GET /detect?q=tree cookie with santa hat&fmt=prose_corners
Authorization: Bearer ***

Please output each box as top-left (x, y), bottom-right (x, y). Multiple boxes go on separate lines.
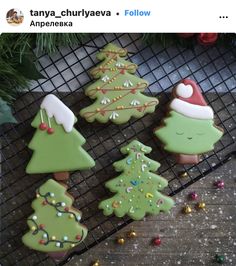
top-left (154, 79), bottom-right (223, 164)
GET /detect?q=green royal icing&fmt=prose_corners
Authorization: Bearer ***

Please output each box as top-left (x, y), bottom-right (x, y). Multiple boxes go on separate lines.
top-left (99, 140), bottom-right (174, 220)
top-left (22, 179), bottom-right (87, 252)
top-left (26, 109), bottom-right (95, 174)
top-left (80, 43), bottom-right (158, 124)
top-left (154, 111), bottom-right (223, 154)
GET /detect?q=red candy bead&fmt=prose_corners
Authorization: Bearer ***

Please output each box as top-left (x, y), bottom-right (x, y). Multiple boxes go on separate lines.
top-left (39, 122), bottom-right (48, 131)
top-left (42, 200), bottom-right (47, 206)
top-left (189, 192), bottom-right (198, 200)
top-left (215, 180), bottom-right (224, 189)
top-left (153, 237), bottom-right (161, 246)
top-left (76, 235), bottom-right (81, 240)
top-left (39, 224), bottom-right (45, 229)
top-left (64, 207), bottom-right (69, 212)
top-left (39, 239), bottom-right (45, 245)
top-left (47, 128), bottom-right (54, 134)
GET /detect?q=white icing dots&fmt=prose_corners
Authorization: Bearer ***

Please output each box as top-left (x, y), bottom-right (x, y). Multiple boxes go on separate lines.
top-left (101, 75), bottom-right (110, 82)
top-left (32, 215), bottom-right (37, 220)
top-left (116, 62), bottom-right (124, 67)
top-left (56, 242), bottom-right (61, 247)
top-left (109, 112), bottom-right (119, 120)
top-left (176, 84), bottom-right (193, 98)
top-left (130, 99), bottom-right (140, 106)
top-left (101, 97), bottom-right (111, 105)
top-left (123, 80), bottom-right (133, 87)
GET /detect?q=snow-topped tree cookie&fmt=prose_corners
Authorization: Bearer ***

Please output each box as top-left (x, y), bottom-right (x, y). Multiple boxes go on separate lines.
top-left (99, 140), bottom-right (174, 220)
top-left (22, 179), bottom-right (87, 259)
top-left (80, 43), bottom-right (158, 124)
top-left (26, 94), bottom-right (95, 180)
top-left (154, 79), bottom-right (223, 164)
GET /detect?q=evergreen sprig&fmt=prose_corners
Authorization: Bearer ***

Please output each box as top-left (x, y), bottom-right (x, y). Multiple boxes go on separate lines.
top-left (0, 33), bottom-right (89, 103)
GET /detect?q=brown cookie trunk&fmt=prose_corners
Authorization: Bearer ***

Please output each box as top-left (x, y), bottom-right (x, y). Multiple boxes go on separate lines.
top-left (53, 172), bottom-right (69, 181)
top-left (175, 154), bottom-right (200, 165)
top-left (48, 251), bottom-right (68, 261)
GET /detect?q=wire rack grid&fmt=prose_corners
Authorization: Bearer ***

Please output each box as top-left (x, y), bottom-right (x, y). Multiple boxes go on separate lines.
top-left (0, 33), bottom-right (236, 266)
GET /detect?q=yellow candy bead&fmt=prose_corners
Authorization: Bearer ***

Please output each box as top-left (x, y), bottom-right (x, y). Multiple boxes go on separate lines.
top-left (183, 205), bottom-right (192, 214)
top-left (117, 237), bottom-right (125, 245)
top-left (127, 230), bottom-right (137, 238)
top-left (92, 260), bottom-right (100, 266)
top-left (179, 171), bottom-right (188, 178)
top-left (31, 226), bottom-right (36, 231)
top-left (197, 202), bottom-right (206, 210)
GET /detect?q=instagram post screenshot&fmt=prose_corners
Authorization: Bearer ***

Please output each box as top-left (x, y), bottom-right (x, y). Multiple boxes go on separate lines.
top-left (0, 1), bottom-right (235, 266)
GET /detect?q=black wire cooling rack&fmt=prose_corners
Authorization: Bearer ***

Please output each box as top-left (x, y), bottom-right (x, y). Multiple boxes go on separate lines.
top-left (0, 33), bottom-right (236, 266)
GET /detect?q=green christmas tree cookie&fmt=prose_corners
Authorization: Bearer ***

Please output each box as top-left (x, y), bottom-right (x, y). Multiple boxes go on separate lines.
top-left (26, 94), bottom-right (95, 180)
top-left (22, 179), bottom-right (87, 257)
top-left (99, 140), bottom-right (174, 220)
top-left (154, 79), bottom-right (223, 164)
top-left (80, 43), bottom-right (158, 124)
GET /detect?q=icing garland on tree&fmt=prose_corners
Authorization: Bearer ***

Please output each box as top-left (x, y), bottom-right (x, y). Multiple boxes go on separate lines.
top-left (22, 179), bottom-right (88, 252)
top-left (80, 43), bottom-right (158, 124)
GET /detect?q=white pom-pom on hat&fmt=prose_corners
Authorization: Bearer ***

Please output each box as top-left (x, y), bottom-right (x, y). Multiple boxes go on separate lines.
top-left (176, 83), bottom-right (193, 98)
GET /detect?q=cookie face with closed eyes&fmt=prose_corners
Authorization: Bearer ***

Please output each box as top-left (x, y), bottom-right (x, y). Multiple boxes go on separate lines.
top-left (154, 79), bottom-right (223, 165)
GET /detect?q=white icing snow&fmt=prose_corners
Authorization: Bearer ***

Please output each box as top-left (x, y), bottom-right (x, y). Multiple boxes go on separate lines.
top-left (40, 94), bottom-right (75, 133)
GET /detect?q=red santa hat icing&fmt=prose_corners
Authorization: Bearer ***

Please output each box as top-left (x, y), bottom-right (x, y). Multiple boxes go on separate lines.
top-left (170, 79), bottom-right (214, 120)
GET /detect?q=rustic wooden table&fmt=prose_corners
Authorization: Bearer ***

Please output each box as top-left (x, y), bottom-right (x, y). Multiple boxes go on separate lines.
top-left (65, 158), bottom-right (236, 266)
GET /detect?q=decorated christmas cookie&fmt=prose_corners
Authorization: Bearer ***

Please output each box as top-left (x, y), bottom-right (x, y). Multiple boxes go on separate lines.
top-left (154, 79), bottom-right (223, 164)
top-left (22, 179), bottom-right (87, 257)
top-left (99, 140), bottom-right (174, 220)
top-left (80, 43), bottom-right (158, 124)
top-left (26, 94), bottom-right (95, 180)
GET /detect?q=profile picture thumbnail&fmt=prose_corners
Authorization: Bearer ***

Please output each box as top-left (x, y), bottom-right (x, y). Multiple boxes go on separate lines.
top-left (6, 9), bottom-right (24, 25)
